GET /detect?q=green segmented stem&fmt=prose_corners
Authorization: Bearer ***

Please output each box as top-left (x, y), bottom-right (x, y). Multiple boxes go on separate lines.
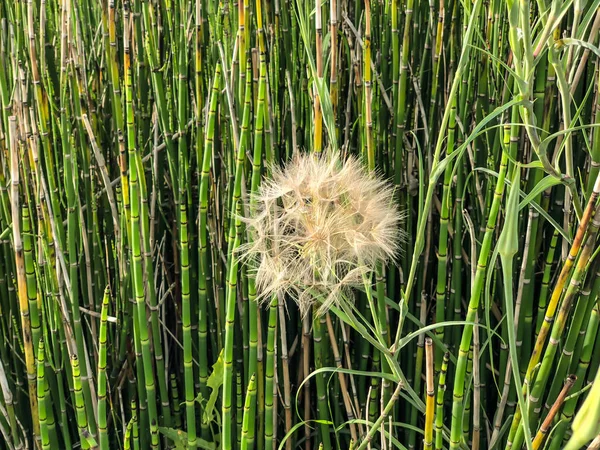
top-left (131, 279), bottom-right (149, 445)
top-left (133, 399), bottom-right (141, 450)
top-left (450, 125), bottom-right (465, 356)
top-left (124, 415), bottom-right (133, 450)
top-left (237, 372), bottom-right (244, 447)
top-left (201, 65), bottom-right (236, 449)
top-left (241, 373), bottom-right (257, 450)
top-left (435, 352), bottom-right (450, 450)
top-left (22, 205), bottom-right (40, 352)
top-left (234, 61), bottom-right (259, 442)
top-left (8, 117), bottom-right (40, 442)
top-left (198, 57), bottom-right (221, 376)
top-left (37, 339), bottom-right (50, 450)
top-left (176, 5), bottom-right (194, 436)
top-left (71, 355), bottom-right (93, 449)
top-left (450, 127), bottom-right (509, 449)
top-left (97, 287), bottom-right (110, 450)
top-left (135, 18), bottom-right (173, 428)
top-left (278, 298), bottom-right (293, 450)
top-left (463, 346), bottom-right (474, 442)
top-left (179, 74), bottom-right (197, 447)
top-left (124, 5), bottom-right (159, 446)
top-left (171, 374), bottom-right (182, 428)
top-left (106, 0), bottom-right (130, 246)
top-left (313, 306), bottom-right (332, 450)
top-left (124, 400), bottom-right (138, 450)
top-left (435, 93), bottom-right (457, 372)
top-left (264, 299), bottom-right (277, 450)
top-left (247, 20), bottom-right (268, 446)
top-left (393, 0), bottom-right (413, 194)
top-left (194, 1), bottom-right (209, 439)
top-left (140, 0), bottom-right (178, 201)
top-left (59, 10), bottom-right (97, 436)
top-left (535, 230), bottom-right (559, 338)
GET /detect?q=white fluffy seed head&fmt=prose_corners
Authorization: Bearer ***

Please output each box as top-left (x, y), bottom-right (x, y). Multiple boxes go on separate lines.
top-left (240, 151), bottom-right (404, 316)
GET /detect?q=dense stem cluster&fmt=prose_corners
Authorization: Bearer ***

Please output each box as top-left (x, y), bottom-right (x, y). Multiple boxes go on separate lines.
top-left (0, 0), bottom-right (599, 449)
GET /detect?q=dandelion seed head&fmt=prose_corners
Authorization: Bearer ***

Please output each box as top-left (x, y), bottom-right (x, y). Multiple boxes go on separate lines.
top-left (240, 151), bottom-right (404, 316)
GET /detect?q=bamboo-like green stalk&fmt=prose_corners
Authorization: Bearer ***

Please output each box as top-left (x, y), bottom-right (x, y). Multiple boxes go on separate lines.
top-left (171, 374), bottom-right (182, 429)
top-left (236, 371), bottom-right (243, 448)
top-left (179, 53), bottom-right (197, 448)
top-left (37, 339), bottom-right (50, 450)
top-left (264, 299), bottom-right (277, 450)
top-left (60, 2), bottom-right (98, 434)
top-left (97, 287), bottom-right (110, 450)
top-left (435, 352), bottom-right (450, 450)
top-left (435, 91), bottom-right (457, 372)
top-left (124, 413), bottom-right (133, 450)
top-left (22, 200), bottom-right (40, 354)
top-left (241, 373), bottom-right (257, 450)
top-left (135, 5), bottom-right (173, 431)
top-left (195, 1), bottom-right (209, 439)
top-left (278, 299), bottom-right (293, 450)
top-left (463, 346), bottom-right (474, 442)
top-left (209, 58), bottom-right (241, 448)
top-left (71, 355), bottom-right (94, 449)
top-left (313, 307), bottom-right (332, 450)
top-left (449, 125), bottom-right (509, 449)
top-left (124, 7), bottom-right (159, 447)
top-left (535, 230), bottom-right (559, 338)
top-left (132, 399), bottom-right (140, 450)
top-left (8, 116), bottom-right (40, 442)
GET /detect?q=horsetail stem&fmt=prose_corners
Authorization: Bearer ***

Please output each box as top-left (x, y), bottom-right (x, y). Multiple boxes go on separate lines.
top-left (1, 0), bottom-right (599, 449)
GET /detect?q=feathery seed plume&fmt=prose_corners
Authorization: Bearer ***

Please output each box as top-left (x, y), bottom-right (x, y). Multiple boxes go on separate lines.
top-left (240, 151), bottom-right (403, 316)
